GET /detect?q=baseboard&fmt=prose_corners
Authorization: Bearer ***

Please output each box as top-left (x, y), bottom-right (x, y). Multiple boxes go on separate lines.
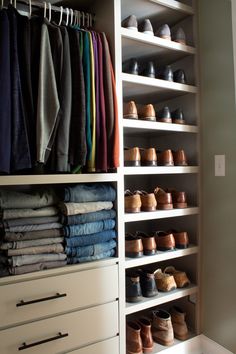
top-left (200, 335), bottom-right (233, 354)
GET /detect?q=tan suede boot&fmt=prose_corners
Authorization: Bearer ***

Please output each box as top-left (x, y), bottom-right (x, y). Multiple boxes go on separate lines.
top-left (152, 309), bottom-right (174, 346)
top-left (137, 318), bottom-right (153, 353)
top-left (126, 321), bottom-right (142, 354)
top-left (170, 306), bottom-right (189, 340)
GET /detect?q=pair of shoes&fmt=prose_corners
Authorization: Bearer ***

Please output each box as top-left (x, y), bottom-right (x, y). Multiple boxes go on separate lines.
top-left (157, 149), bottom-right (188, 166)
top-left (158, 65), bottom-right (187, 84)
top-left (122, 15), bottom-right (154, 36)
top-left (154, 230), bottom-right (189, 251)
top-left (154, 266), bottom-right (190, 292)
top-left (126, 318), bottom-right (153, 354)
top-left (123, 101), bottom-right (156, 121)
top-left (156, 24), bottom-right (187, 45)
top-left (125, 190), bottom-right (157, 213)
top-left (126, 269), bottom-right (158, 302)
top-left (124, 147), bottom-right (157, 166)
top-left (154, 188), bottom-right (188, 210)
top-left (157, 106), bottom-right (185, 124)
top-left (152, 307), bottom-right (189, 346)
top-left (125, 232), bottom-right (157, 257)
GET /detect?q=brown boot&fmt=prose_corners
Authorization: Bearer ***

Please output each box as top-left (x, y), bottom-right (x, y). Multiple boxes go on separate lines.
top-left (157, 149), bottom-right (174, 166)
top-left (172, 150), bottom-right (188, 166)
top-left (126, 321), bottom-right (143, 354)
top-left (170, 306), bottom-right (189, 340)
top-left (139, 104), bottom-right (156, 121)
top-left (137, 318), bottom-right (154, 353)
top-left (124, 147), bottom-right (141, 166)
top-left (124, 101), bottom-right (138, 119)
top-left (141, 148), bottom-right (157, 166)
top-left (154, 187), bottom-right (173, 210)
top-left (152, 310), bottom-right (174, 346)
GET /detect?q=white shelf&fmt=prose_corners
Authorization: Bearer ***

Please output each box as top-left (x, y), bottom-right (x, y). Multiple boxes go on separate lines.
top-left (125, 245), bottom-right (198, 269)
top-left (124, 166), bottom-right (199, 175)
top-left (126, 284), bottom-right (198, 314)
top-left (121, 27), bottom-right (196, 64)
top-left (122, 73), bottom-right (198, 102)
top-left (0, 173), bottom-right (118, 186)
top-left (124, 207), bottom-right (199, 223)
top-left (151, 332), bottom-right (198, 353)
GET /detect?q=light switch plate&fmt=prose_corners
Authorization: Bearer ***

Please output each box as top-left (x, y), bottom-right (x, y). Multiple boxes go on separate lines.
top-left (215, 155), bottom-right (225, 177)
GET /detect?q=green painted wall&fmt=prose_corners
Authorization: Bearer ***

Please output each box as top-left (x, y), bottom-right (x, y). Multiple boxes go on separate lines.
top-left (199, 0), bottom-right (236, 352)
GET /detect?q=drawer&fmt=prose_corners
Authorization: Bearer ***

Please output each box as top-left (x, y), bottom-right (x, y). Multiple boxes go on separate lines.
top-left (0, 301), bottom-right (118, 354)
top-left (68, 336), bottom-right (119, 354)
top-left (0, 264), bottom-right (118, 328)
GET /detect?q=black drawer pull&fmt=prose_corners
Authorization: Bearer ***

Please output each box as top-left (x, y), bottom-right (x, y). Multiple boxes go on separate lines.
top-left (16, 293), bottom-right (67, 307)
top-left (18, 332), bottom-right (68, 351)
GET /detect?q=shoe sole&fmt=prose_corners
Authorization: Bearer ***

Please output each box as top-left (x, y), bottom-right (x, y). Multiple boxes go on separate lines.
top-left (175, 244), bottom-right (189, 249)
top-left (125, 208), bottom-right (141, 213)
top-left (144, 249), bottom-right (157, 256)
top-left (140, 116), bottom-right (156, 122)
top-left (124, 160), bottom-right (141, 167)
top-left (126, 296), bottom-right (142, 303)
top-left (157, 247), bottom-right (175, 251)
top-left (157, 118), bottom-right (172, 123)
top-left (143, 347), bottom-right (153, 354)
top-left (125, 252), bottom-right (143, 258)
top-left (123, 114), bottom-right (138, 119)
top-left (173, 203), bottom-right (187, 208)
top-left (173, 119), bottom-right (185, 124)
top-left (153, 336), bottom-right (174, 346)
top-left (174, 333), bottom-right (189, 341)
top-left (141, 206), bottom-right (157, 212)
top-left (141, 161), bottom-right (157, 166)
top-left (157, 204), bottom-right (173, 210)
top-left (127, 350), bottom-right (142, 354)
top-left (174, 162), bottom-right (188, 166)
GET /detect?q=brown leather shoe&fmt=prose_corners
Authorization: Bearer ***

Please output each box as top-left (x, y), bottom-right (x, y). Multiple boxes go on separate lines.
top-left (137, 318), bottom-right (154, 353)
top-left (137, 190), bottom-right (157, 212)
top-left (126, 321), bottom-right (143, 354)
top-left (169, 190), bottom-right (188, 208)
top-left (152, 310), bottom-right (174, 346)
top-left (139, 104), bottom-right (156, 121)
top-left (124, 147), bottom-right (141, 166)
top-left (125, 234), bottom-right (143, 258)
top-left (172, 230), bottom-right (189, 249)
top-left (136, 231), bottom-right (156, 255)
top-left (157, 150), bottom-right (174, 166)
top-left (170, 306), bottom-right (189, 341)
top-left (154, 187), bottom-right (173, 210)
top-left (154, 268), bottom-right (177, 292)
top-left (124, 100), bottom-right (138, 119)
top-left (141, 148), bottom-right (157, 166)
top-left (154, 231), bottom-right (175, 251)
top-left (125, 190), bottom-right (142, 213)
top-left (173, 150), bottom-right (188, 166)
top-left (164, 266), bottom-right (190, 288)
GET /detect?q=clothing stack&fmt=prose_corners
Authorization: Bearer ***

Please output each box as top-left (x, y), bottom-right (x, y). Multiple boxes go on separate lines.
top-left (0, 189), bottom-right (66, 276)
top-left (0, 5), bottom-right (119, 175)
top-left (60, 184), bottom-right (117, 264)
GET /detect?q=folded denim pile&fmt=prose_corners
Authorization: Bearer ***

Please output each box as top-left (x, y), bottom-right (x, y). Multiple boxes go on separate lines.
top-left (60, 183), bottom-right (117, 264)
top-left (0, 189), bottom-right (66, 276)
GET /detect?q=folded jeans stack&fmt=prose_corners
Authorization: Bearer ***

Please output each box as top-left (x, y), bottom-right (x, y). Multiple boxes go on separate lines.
top-left (0, 189), bottom-right (66, 276)
top-left (60, 183), bottom-right (117, 264)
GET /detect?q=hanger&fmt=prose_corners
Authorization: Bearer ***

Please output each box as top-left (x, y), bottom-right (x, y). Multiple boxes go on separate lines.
top-left (48, 2), bottom-right (51, 22)
top-left (44, 1), bottom-right (47, 18)
top-left (78, 11), bottom-right (81, 27)
top-left (70, 8), bottom-right (73, 26)
top-left (28, 0), bottom-right (32, 17)
top-left (0, 0), bottom-right (3, 9)
top-left (58, 5), bottom-right (63, 26)
top-left (65, 7), bottom-right (69, 26)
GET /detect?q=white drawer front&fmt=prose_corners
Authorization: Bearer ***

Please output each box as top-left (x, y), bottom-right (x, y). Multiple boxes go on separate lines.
top-left (0, 302), bottom-right (118, 354)
top-left (0, 264), bottom-right (118, 328)
top-left (68, 337), bottom-right (119, 354)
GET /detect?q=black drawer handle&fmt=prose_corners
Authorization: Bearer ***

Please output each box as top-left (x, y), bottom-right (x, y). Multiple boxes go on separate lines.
top-left (16, 293), bottom-right (67, 307)
top-left (18, 332), bottom-right (68, 351)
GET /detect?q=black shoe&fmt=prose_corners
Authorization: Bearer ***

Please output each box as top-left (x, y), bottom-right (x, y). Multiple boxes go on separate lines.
top-left (142, 61), bottom-right (156, 78)
top-left (173, 27), bottom-right (186, 45)
top-left (124, 58), bottom-right (139, 75)
top-left (155, 24), bottom-right (171, 40)
top-left (126, 272), bottom-right (142, 302)
top-left (122, 14), bottom-right (138, 31)
top-left (138, 269), bottom-right (158, 298)
top-left (172, 108), bottom-right (185, 124)
top-left (139, 19), bottom-right (154, 36)
top-left (174, 69), bottom-right (187, 84)
top-left (158, 65), bottom-right (173, 81)
top-left (157, 106), bottom-right (172, 123)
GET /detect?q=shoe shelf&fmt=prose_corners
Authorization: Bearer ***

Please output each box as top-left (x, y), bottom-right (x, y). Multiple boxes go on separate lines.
top-left (0, 173), bottom-right (118, 186)
top-left (121, 28), bottom-right (196, 64)
top-left (125, 245), bottom-right (199, 269)
top-left (123, 166), bottom-right (199, 175)
top-left (122, 73), bottom-right (198, 101)
top-left (124, 207), bottom-right (199, 223)
top-left (123, 119), bottom-right (198, 136)
top-left (121, 0), bottom-right (194, 26)
top-left (125, 284), bottom-right (198, 315)
top-left (151, 332), bottom-right (197, 354)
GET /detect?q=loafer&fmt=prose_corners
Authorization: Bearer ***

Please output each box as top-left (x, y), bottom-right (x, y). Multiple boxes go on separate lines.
top-left (173, 150), bottom-right (188, 166)
top-left (139, 104), bottom-right (156, 121)
top-left (141, 148), bottom-right (157, 166)
top-left (123, 100), bottom-right (138, 119)
top-left (139, 18), bottom-right (154, 36)
top-left (174, 69), bottom-right (187, 84)
top-left (158, 65), bottom-right (173, 81)
top-left (124, 58), bottom-right (139, 75)
top-left (137, 318), bottom-right (154, 353)
top-left (164, 266), bottom-right (190, 288)
top-left (142, 61), bottom-right (156, 78)
top-left (152, 310), bottom-right (174, 346)
top-left (126, 272), bottom-right (142, 302)
top-left (172, 108), bottom-right (185, 124)
top-left (154, 231), bottom-right (175, 251)
top-left (167, 190), bottom-right (188, 208)
top-left (122, 14), bottom-right (138, 31)
top-left (138, 269), bottom-right (158, 298)
top-left (157, 106), bottom-right (172, 123)
top-left (137, 190), bottom-right (157, 212)
top-left (170, 306), bottom-right (189, 340)
top-left (154, 187), bottom-right (173, 210)
top-left (126, 321), bottom-right (143, 354)
top-left (157, 149), bottom-right (174, 166)
top-left (125, 234), bottom-right (143, 258)
top-left (172, 230), bottom-right (189, 249)
top-left (125, 190), bottom-right (142, 213)
top-left (154, 268), bottom-right (177, 292)
top-left (173, 27), bottom-right (186, 45)
top-left (136, 231), bottom-right (157, 255)
top-left (155, 24), bottom-right (171, 40)
top-left (124, 147), bottom-right (141, 166)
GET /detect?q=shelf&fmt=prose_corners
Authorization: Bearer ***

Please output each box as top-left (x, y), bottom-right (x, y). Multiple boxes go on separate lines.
top-left (124, 207), bottom-right (199, 223)
top-left (122, 73), bottom-right (198, 102)
top-left (121, 27), bottom-right (196, 64)
top-left (0, 173), bottom-right (118, 186)
top-left (151, 332), bottom-right (198, 353)
top-left (125, 245), bottom-right (198, 269)
top-left (121, 0), bottom-right (194, 26)
top-left (125, 284), bottom-right (198, 314)
top-left (124, 166), bottom-right (199, 175)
